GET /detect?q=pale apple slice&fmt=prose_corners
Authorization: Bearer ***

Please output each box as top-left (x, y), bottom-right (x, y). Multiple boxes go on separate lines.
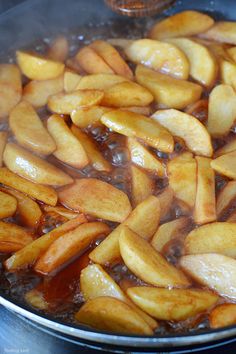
top-left (152, 109), bottom-right (213, 157)
top-left (131, 165), bottom-right (154, 207)
top-left (47, 115), bottom-right (89, 168)
top-left (0, 190), bottom-right (17, 219)
top-left (216, 181), bottom-right (236, 218)
top-left (48, 89), bottom-right (104, 114)
top-left (180, 253), bottom-right (236, 299)
top-left (214, 137), bottom-right (236, 157)
top-left (0, 221), bottom-right (33, 252)
top-left (3, 143), bottom-right (73, 186)
top-left (184, 222), bottom-right (236, 258)
top-left (35, 222), bottom-right (110, 274)
top-left (136, 65), bottom-right (202, 109)
top-left (207, 85), bottom-right (236, 137)
top-left (63, 70), bottom-right (82, 92)
top-left (167, 152), bottom-right (197, 210)
top-left (71, 125), bottom-right (111, 172)
top-left (101, 110), bottom-right (174, 153)
top-left (201, 22), bottom-right (236, 45)
top-left (25, 288), bottom-right (48, 310)
top-left (119, 227), bottom-right (190, 287)
top-left (89, 195), bottom-right (160, 265)
top-left (75, 46), bottom-right (114, 74)
top-left (47, 35), bottom-right (69, 62)
top-left (211, 151), bottom-right (236, 179)
top-left (0, 132), bottom-right (7, 167)
top-left (166, 38), bottom-right (218, 86)
top-left (102, 81), bottom-right (154, 107)
top-left (90, 40), bottom-right (133, 80)
top-left (151, 217), bottom-right (189, 253)
top-left (149, 11), bottom-right (214, 39)
top-left (127, 287), bottom-right (218, 321)
top-left (9, 101), bottom-right (56, 156)
top-left (127, 138), bottom-right (165, 176)
top-left (0, 64), bottom-right (22, 120)
top-left (71, 105), bottom-right (110, 128)
top-left (75, 296), bottom-right (153, 335)
top-left (125, 39), bottom-right (189, 79)
top-left (210, 304), bottom-right (236, 328)
top-left (23, 75), bottom-right (63, 108)
top-left (220, 60), bottom-right (236, 91)
top-left (5, 214), bottom-right (87, 270)
top-left (76, 73), bottom-right (128, 90)
top-left (194, 157), bottom-right (216, 225)
top-left (16, 51), bottom-right (65, 80)
top-left (59, 178), bottom-right (132, 223)
top-left (158, 186), bottom-right (174, 221)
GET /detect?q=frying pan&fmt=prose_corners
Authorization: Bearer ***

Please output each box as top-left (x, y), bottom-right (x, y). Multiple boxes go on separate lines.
top-left (0, 0), bottom-right (236, 351)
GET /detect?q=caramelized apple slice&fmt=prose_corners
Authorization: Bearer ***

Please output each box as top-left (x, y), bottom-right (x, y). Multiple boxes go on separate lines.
top-left (0, 64), bottom-right (22, 120)
top-left (184, 222), bottom-right (236, 258)
top-left (63, 70), bottom-right (82, 92)
top-left (71, 106), bottom-right (110, 128)
top-left (35, 222), bottom-right (110, 274)
top-left (210, 304), bottom-right (236, 328)
top-left (214, 137), bottom-right (236, 157)
top-left (16, 51), bottom-right (64, 80)
top-left (220, 60), bottom-right (236, 91)
top-left (25, 288), bottom-right (48, 310)
top-left (119, 227), bottom-right (190, 287)
top-left (127, 287), bottom-right (218, 321)
top-left (71, 125), bottom-right (111, 172)
top-left (75, 296), bottom-right (153, 335)
top-left (0, 190), bottom-right (17, 219)
top-left (47, 35), bottom-right (69, 62)
top-left (216, 181), bottom-right (236, 218)
top-left (211, 151), bottom-right (236, 179)
top-left (131, 165), bottom-right (154, 207)
top-left (149, 11), bottom-right (214, 39)
top-left (122, 106), bottom-right (151, 116)
top-left (201, 22), bottom-right (236, 45)
top-left (227, 46), bottom-right (236, 62)
top-left (0, 221), bottom-right (33, 252)
top-left (75, 46), bottom-right (114, 74)
top-left (9, 101), bottom-right (56, 155)
top-left (89, 196), bottom-right (160, 265)
top-left (158, 186), bottom-right (174, 222)
top-left (76, 73), bottom-right (128, 90)
top-left (59, 178), bottom-right (132, 223)
top-left (5, 214), bottom-right (87, 270)
top-left (101, 110), bottom-right (174, 153)
top-left (47, 115), bottom-right (89, 168)
top-left (43, 206), bottom-right (79, 220)
top-left (0, 132), bottom-right (7, 167)
top-left (167, 152), bottom-right (197, 210)
top-left (152, 109), bottom-right (213, 157)
top-left (136, 65), bottom-right (202, 109)
top-left (3, 143), bottom-right (73, 186)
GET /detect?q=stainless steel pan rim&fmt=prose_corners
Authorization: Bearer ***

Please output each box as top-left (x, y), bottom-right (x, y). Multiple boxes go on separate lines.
top-left (1, 294), bottom-right (236, 348)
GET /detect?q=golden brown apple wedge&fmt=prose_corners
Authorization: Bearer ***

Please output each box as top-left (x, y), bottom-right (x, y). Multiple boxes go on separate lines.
top-left (23, 75), bottom-right (63, 108)
top-left (89, 195), bottom-right (160, 265)
top-left (122, 106), bottom-right (151, 116)
top-left (101, 110), bottom-right (174, 153)
top-left (63, 70), bottom-right (82, 92)
top-left (48, 89), bottom-right (104, 114)
top-left (5, 214), bottom-right (87, 270)
top-left (75, 296), bottom-right (153, 335)
top-left (0, 221), bottom-right (33, 252)
top-left (3, 143), bottom-right (73, 186)
top-left (151, 217), bottom-right (190, 253)
top-left (0, 132), bottom-right (7, 167)
top-left (152, 109), bottom-right (213, 157)
top-left (220, 60), bottom-right (236, 91)
top-left (210, 304), bottom-right (236, 328)
top-left (0, 168), bottom-right (57, 206)
top-left (47, 35), bottom-right (69, 62)
top-left (90, 40), bottom-right (133, 80)
top-left (71, 105), bottom-right (110, 128)
top-left (43, 206), bottom-right (79, 220)
top-left (127, 138), bottom-right (165, 176)
top-left (216, 181), bottom-right (236, 219)
top-left (200, 22), bottom-right (236, 45)
top-left (180, 253), bottom-right (236, 299)
top-left (76, 73), bottom-right (128, 90)
top-left (211, 151), bottom-right (236, 179)
top-left (9, 101), bottom-right (56, 155)
top-left (194, 157), bottom-right (216, 225)
top-left (47, 115), bottom-right (89, 168)
top-left (0, 190), bottom-right (17, 219)
top-left (107, 38), bottom-right (134, 49)
top-left (16, 51), bottom-right (65, 80)
top-left (0, 64), bottom-right (22, 120)
top-left (157, 186), bottom-right (174, 221)
top-left (214, 137), bottom-right (236, 157)
top-left (166, 38), bottom-right (218, 86)
top-left (207, 85), bottom-right (236, 137)
top-left (127, 287), bottom-right (218, 321)
top-left (25, 288), bottom-right (48, 310)
top-left (167, 152), bottom-right (197, 210)
top-left (102, 81), bottom-right (153, 107)
top-left (71, 125), bottom-right (111, 172)
top-left (136, 65), bottom-right (202, 109)
top-left (35, 222), bottom-right (110, 274)
top-left (131, 165), bottom-right (154, 207)
top-left (184, 222), bottom-right (236, 258)
top-left (125, 39), bottom-right (189, 79)
top-left (149, 11), bottom-right (214, 40)
top-left (75, 46), bottom-right (114, 74)
top-left (59, 178), bottom-right (132, 222)
top-left (119, 227), bottom-right (190, 287)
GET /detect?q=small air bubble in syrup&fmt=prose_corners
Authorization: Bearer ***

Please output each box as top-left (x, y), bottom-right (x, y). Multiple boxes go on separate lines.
top-left (112, 147), bottom-right (130, 166)
top-left (155, 150), bottom-right (169, 160)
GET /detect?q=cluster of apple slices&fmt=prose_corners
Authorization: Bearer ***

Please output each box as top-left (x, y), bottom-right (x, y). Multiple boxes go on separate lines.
top-left (2, 10), bottom-right (236, 335)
